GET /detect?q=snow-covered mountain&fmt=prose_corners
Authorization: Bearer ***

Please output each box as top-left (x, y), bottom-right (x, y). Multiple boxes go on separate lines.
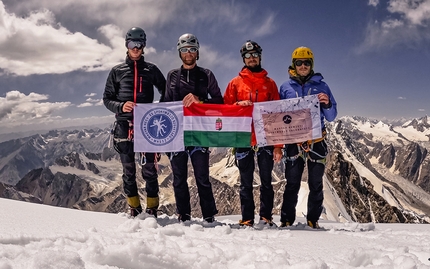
top-left (1, 116), bottom-right (430, 223)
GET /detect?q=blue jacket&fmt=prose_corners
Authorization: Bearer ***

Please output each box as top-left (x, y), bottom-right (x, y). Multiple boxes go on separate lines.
top-left (279, 71), bottom-right (337, 129)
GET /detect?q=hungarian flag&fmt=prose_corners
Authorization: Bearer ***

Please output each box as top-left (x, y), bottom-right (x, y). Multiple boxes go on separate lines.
top-left (183, 104), bottom-right (253, 147)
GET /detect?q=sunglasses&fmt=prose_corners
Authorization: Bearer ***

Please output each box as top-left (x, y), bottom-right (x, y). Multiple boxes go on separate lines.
top-left (244, 52), bottom-right (260, 59)
top-left (179, 47), bottom-right (198, 53)
top-left (127, 40), bottom-right (145, 49)
top-left (295, 60), bottom-right (312, 67)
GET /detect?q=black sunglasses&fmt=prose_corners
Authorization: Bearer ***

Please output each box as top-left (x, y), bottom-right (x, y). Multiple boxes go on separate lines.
top-left (295, 60), bottom-right (312, 67)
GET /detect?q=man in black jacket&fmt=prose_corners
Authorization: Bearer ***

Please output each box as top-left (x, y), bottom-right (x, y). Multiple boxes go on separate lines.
top-left (103, 27), bottom-right (166, 217)
top-left (163, 33), bottom-right (223, 222)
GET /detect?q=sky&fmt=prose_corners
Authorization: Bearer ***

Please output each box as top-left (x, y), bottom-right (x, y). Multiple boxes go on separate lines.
top-left (1, 198), bottom-right (430, 268)
top-left (0, 0), bottom-right (430, 134)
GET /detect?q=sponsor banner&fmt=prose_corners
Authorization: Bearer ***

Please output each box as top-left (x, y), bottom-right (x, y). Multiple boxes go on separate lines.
top-left (253, 96), bottom-right (322, 146)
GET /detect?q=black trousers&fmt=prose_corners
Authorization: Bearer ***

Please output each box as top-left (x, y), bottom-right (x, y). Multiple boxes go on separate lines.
top-left (235, 146), bottom-right (274, 221)
top-left (280, 140), bottom-right (327, 224)
top-left (170, 147), bottom-right (218, 219)
top-left (120, 152), bottom-right (159, 199)
top-left (113, 120), bottom-right (159, 200)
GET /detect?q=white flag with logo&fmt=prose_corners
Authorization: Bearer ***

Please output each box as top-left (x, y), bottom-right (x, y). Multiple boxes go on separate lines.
top-left (134, 101), bottom-right (184, 152)
top-left (253, 95), bottom-right (322, 146)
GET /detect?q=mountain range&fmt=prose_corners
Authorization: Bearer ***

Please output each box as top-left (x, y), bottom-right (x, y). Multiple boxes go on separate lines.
top-left (0, 116), bottom-right (429, 224)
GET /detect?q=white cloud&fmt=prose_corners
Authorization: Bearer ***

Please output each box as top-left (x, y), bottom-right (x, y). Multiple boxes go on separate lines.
top-left (356, 0), bottom-right (430, 53)
top-left (254, 13), bottom-right (277, 37)
top-left (388, 0), bottom-right (430, 25)
top-left (0, 2), bottom-right (117, 76)
top-left (85, 98), bottom-right (99, 103)
top-left (0, 90), bottom-right (113, 133)
top-left (398, 96), bottom-right (406, 100)
top-left (418, 108), bottom-right (425, 111)
top-left (0, 1), bottom-right (277, 76)
top-left (85, 93), bottom-right (97, 97)
top-left (0, 90), bottom-right (71, 125)
top-left (368, 0), bottom-right (379, 7)
top-left (77, 103), bottom-right (93, 108)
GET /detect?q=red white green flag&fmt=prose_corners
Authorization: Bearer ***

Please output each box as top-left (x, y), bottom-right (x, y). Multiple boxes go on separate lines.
top-left (183, 104), bottom-right (253, 147)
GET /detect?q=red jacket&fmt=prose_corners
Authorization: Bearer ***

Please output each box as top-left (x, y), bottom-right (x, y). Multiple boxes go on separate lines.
top-left (224, 67), bottom-right (281, 147)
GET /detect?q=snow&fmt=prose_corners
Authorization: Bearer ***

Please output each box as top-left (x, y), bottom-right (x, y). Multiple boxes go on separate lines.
top-left (1, 198), bottom-right (430, 269)
top-left (393, 125), bottom-right (430, 142)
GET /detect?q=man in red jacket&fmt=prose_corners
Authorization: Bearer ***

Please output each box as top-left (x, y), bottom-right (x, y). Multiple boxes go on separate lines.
top-left (224, 40), bottom-right (283, 227)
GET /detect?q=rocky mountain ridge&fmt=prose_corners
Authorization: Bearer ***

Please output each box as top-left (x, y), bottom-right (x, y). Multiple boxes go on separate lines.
top-left (1, 115), bottom-right (430, 223)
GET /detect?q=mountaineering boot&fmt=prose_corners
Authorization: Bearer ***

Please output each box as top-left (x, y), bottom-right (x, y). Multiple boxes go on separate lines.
top-left (238, 219), bottom-right (254, 227)
top-left (259, 216), bottom-right (274, 226)
top-left (204, 216), bottom-right (215, 223)
top-left (280, 221), bottom-right (292, 228)
top-left (178, 214), bottom-right (191, 222)
top-left (129, 205), bottom-right (143, 217)
top-left (307, 220), bottom-right (320, 229)
top-left (145, 196), bottom-right (159, 217)
top-left (127, 196), bottom-right (142, 217)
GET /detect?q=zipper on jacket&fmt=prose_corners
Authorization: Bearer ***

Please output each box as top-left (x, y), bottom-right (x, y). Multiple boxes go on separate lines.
top-left (140, 76), bottom-right (142, 93)
top-left (133, 61), bottom-right (137, 103)
top-left (255, 90), bottom-right (258, 102)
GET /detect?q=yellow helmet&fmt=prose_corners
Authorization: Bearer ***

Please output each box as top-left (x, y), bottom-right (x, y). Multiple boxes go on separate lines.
top-left (292, 46), bottom-right (314, 68)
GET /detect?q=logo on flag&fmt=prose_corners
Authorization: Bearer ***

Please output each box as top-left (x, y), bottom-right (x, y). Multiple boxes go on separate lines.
top-left (215, 118), bottom-right (222, 131)
top-left (140, 107), bottom-right (179, 146)
top-left (134, 101), bottom-right (184, 152)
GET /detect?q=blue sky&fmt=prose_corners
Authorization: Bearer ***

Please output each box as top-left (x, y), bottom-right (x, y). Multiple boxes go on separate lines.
top-left (0, 0), bottom-right (429, 134)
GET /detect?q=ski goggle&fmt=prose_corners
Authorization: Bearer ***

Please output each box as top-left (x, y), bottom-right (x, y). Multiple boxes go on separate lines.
top-left (126, 40), bottom-right (145, 49)
top-left (179, 47), bottom-right (198, 53)
top-left (294, 60), bottom-right (312, 67)
top-left (243, 52), bottom-right (260, 59)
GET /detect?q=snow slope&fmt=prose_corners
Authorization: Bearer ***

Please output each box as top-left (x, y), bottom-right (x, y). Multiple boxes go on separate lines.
top-left (1, 198), bottom-right (429, 269)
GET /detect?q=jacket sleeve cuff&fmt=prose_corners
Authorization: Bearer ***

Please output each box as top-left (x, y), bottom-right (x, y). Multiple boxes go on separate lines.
top-left (321, 100), bottom-right (332, 109)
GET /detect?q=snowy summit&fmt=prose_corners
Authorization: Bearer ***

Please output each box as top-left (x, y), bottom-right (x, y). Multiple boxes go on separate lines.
top-left (1, 198), bottom-right (429, 269)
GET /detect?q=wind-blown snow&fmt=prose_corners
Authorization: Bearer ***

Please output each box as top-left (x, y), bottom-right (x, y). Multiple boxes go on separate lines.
top-left (1, 198), bottom-right (429, 269)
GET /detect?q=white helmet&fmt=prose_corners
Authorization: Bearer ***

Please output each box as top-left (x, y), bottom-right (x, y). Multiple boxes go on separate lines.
top-left (177, 33), bottom-right (200, 50)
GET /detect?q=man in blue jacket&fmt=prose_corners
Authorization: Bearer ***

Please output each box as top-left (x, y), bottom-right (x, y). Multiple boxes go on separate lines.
top-left (279, 46), bottom-right (337, 229)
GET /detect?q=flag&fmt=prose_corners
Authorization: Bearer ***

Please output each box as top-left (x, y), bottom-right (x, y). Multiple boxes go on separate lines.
top-left (134, 101), bottom-right (184, 152)
top-left (183, 104), bottom-right (253, 147)
top-left (253, 95), bottom-right (322, 146)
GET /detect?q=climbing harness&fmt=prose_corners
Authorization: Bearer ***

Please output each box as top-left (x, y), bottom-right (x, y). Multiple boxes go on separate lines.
top-left (283, 129), bottom-right (327, 165)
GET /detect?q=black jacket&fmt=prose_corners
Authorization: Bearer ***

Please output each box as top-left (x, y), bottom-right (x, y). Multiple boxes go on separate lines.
top-left (103, 56), bottom-right (166, 121)
top-left (164, 65), bottom-right (223, 103)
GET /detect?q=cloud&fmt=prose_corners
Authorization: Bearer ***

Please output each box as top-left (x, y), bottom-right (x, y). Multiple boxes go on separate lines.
top-left (356, 0), bottom-right (430, 53)
top-left (368, 0), bottom-right (379, 7)
top-left (388, 0), bottom-right (430, 25)
top-left (0, 90), bottom-right (71, 125)
top-left (0, 1), bottom-right (278, 76)
top-left (77, 103), bottom-right (93, 108)
top-left (0, 90), bottom-right (112, 133)
top-left (0, 2), bottom-right (117, 76)
top-left (85, 93), bottom-right (97, 97)
top-left (418, 108), bottom-right (425, 112)
top-left (253, 13), bottom-right (277, 37)
top-left (398, 96), bottom-right (406, 100)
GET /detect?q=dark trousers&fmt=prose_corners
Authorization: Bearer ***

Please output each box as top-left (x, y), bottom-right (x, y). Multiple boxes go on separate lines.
top-left (236, 146), bottom-right (274, 221)
top-left (280, 141), bottom-right (327, 224)
top-left (170, 147), bottom-right (218, 219)
top-left (120, 152), bottom-right (159, 198)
